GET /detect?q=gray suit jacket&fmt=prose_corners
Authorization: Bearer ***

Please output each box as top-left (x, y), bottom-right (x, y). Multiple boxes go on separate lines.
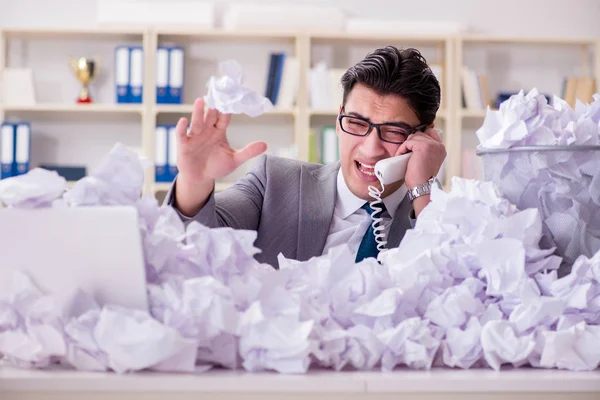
top-left (164, 155), bottom-right (415, 269)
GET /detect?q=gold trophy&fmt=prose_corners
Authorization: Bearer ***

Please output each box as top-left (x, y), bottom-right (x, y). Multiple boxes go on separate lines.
top-left (70, 57), bottom-right (97, 103)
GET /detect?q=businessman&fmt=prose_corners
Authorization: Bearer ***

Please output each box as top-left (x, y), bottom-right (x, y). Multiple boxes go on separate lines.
top-left (164, 46), bottom-right (446, 268)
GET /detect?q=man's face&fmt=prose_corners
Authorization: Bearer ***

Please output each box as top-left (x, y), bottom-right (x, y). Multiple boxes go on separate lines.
top-left (336, 83), bottom-right (422, 201)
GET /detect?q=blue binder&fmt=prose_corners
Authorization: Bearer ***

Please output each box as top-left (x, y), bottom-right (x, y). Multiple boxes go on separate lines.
top-left (155, 125), bottom-right (169, 182)
top-left (272, 53), bottom-right (285, 105)
top-left (14, 122), bottom-right (30, 176)
top-left (0, 122), bottom-right (15, 179)
top-left (167, 46), bottom-right (184, 104)
top-left (156, 46), bottom-right (170, 104)
top-left (129, 46), bottom-right (144, 103)
top-left (115, 45), bottom-right (130, 103)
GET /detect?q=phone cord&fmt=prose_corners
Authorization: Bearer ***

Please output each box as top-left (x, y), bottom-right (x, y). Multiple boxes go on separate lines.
top-left (367, 182), bottom-right (387, 252)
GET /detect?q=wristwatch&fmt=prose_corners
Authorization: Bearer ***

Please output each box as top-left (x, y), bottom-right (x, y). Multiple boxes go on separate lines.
top-left (407, 176), bottom-right (442, 202)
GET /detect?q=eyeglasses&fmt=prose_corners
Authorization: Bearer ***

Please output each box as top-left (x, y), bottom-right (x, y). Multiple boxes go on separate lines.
top-left (337, 108), bottom-right (427, 144)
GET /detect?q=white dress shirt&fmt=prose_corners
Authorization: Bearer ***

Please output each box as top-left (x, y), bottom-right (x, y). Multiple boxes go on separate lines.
top-left (321, 169), bottom-right (408, 257)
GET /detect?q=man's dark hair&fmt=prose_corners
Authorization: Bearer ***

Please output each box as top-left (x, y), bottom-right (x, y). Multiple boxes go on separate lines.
top-left (341, 46), bottom-right (441, 126)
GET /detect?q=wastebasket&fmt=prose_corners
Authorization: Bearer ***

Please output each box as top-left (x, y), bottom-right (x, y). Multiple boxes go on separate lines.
top-left (476, 145), bottom-right (600, 274)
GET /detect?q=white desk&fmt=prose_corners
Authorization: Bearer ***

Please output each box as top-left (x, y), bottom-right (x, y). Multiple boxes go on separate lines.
top-left (1, 366), bottom-right (599, 400)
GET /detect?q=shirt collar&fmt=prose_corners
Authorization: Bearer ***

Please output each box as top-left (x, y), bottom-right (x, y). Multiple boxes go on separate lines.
top-left (335, 168), bottom-right (407, 219)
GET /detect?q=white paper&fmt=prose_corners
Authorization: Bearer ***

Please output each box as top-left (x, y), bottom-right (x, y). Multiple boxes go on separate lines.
top-left (0, 168), bottom-right (66, 208)
top-left (1, 141), bottom-right (599, 374)
top-left (204, 60), bottom-right (273, 117)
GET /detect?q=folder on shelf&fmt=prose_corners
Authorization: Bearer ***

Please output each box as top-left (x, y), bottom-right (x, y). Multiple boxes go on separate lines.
top-left (168, 46), bottom-right (184, 104)
top-left (320, 125), bottom-right (338, 165)
top-left (155, 125), bottom-right (169, 182)
top-left (115, 45), bottom-right (130, 103)
top-left (156, 46), bottom-right (170, 104)
top-left (272, 54), bottom-right (285, 105)
top-left (265, 53), bottom-right (285, 105)
top-left (276, 56), bottom-right (299, 109)
top-left (0, 122), bottom-right (15, 179)
top-left (167, 125), bottom-right (178, 181)
top-left (14, 122), bottom-right (30, 176)
top-left (129, 46), bottom-right (144, 104)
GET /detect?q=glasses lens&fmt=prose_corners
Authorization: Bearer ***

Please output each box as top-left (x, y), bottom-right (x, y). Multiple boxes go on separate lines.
top-left (380, 125), bottom-right (409, 143)
top-left (341, 116), bottom-right (370, 135)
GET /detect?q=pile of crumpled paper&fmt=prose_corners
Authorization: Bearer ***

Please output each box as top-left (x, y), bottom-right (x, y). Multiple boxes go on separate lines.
top-left (0, 140), bottom-right (597, 374)
top-left (0, 67), bottom-right (598, 374)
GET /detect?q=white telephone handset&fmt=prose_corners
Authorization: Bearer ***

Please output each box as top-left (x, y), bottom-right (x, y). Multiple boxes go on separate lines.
top-left (366, 152), bottom-right (413, 258)
top-left (374, 152), bottom-right (412, 185)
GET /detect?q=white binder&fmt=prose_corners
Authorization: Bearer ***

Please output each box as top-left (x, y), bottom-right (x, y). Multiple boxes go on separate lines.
top-left (156, 46), bottom-right (169, 103)
top-left (129, 46), bottom-right (144, 103)
top-left (168, 47), bottom-right (184, 103)
top-left (114, 46), bottom-right (130, 103)
top-left (15, 122), bottom-right (30, 176)
top-left (155, 125), bottom-right (168, 182)
top-left (167, 125), bottom-right (178, 179)
top-left (1, 123), bottom-right (14, 179)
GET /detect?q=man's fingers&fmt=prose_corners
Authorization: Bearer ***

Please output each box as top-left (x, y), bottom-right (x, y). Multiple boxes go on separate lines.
top-left (423, 127), bottom-right (443, 142)
top-left (175, 117), bottom-right (189, 140)
top-left (205, 108), bottom-right (219, 127)
top-left (189, 97), bottom-right (206, 134)
top-left (215, 112), bottom-right (232, 130)
top-left (233, 141), bottom-right (268, 166)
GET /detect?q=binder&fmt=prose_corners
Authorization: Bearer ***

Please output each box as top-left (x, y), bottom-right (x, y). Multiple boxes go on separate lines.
top-left (320, 125), bottom-right (338, 165)
top-left (168, 46), bottom-right (184, 104)
top-left (0, 122), bottom-right (15, 179)
top-left (115, 45), bottom-right (130, 103)
top-left (155, 125), bottom-right (169, 182)
top-left (14, 122), bottom-right (30, 176)
top-left (156, 46), bottom-right (170, 104)
top-left (129, 46), bottom-right (144, 103)
top-left (272, 53), bottom-right (285, 105)
top-left (167, 125), bottom-right (178, 180)
top-left (264, 53), bottom-right (278, 103)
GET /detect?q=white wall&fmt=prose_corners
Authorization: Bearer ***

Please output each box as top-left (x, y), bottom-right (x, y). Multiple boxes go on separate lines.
top-left (2, 0), bottom-right (599, 37)
top-left (0, 0), bottom-right (599, 177)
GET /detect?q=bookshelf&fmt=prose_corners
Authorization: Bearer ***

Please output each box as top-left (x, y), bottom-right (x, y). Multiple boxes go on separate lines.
top-left (1, 104), bottom-right (144, 114)
top-left (0, 27), bottom-right (597, 195)
top-left (454, 34), bottom-right (599, 180)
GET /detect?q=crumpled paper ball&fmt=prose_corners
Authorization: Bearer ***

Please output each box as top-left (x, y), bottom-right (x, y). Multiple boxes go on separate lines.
top-left (0, 141), bottom-right (598, 374)
top-left (204, 60), bottom-right (274, 117)
top-left (476, 89), bottom-right (600, 270)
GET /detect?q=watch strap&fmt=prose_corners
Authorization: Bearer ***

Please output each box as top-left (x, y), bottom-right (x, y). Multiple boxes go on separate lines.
top-left (407, 177), bottom-right (440, 202)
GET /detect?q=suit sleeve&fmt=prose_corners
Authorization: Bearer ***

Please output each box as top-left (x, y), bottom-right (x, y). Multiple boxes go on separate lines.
top-left (162, 155), bottom-right (267, 230)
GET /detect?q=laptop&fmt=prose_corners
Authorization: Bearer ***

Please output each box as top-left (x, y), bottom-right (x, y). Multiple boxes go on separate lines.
top-left (0, 206), bottom-right (148, 311)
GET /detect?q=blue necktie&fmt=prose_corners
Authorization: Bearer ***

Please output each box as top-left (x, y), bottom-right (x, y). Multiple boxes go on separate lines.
top-left (355, 202), bottom-right (387, 263)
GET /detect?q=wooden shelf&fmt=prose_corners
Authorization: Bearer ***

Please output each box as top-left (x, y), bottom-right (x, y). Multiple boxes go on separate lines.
top-left (155, 27), bottom-right (298, 40)
top-left (460, 34), bottom-right (596, 46)
top-left (309, 109), bottom-right (448, 119)
top-left (154, 104), bottom-right (296, 116)
top-left (460, 109), bottom-right (489, 119)
top-left (1, 27), bottom-right (145, 39)
top-left (310, 32), bottom-right (449, 44)
top-left (309, 109), bottom-right (338, 117)
top-left (1, 103), bottom-right (144, 114)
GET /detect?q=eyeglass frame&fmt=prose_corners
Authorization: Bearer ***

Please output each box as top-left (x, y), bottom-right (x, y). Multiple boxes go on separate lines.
top-left (337, 107), bottom-right (428, 144)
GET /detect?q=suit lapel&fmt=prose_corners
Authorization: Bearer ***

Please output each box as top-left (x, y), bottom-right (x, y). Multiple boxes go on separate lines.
top-left (296, 162), bottom-right (339, 261)
top-left (386, 194), bottom-right (414, 249)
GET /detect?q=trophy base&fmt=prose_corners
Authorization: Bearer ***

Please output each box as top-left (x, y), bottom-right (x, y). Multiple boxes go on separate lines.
top-left (76, 97), bottom-right (93, 104)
